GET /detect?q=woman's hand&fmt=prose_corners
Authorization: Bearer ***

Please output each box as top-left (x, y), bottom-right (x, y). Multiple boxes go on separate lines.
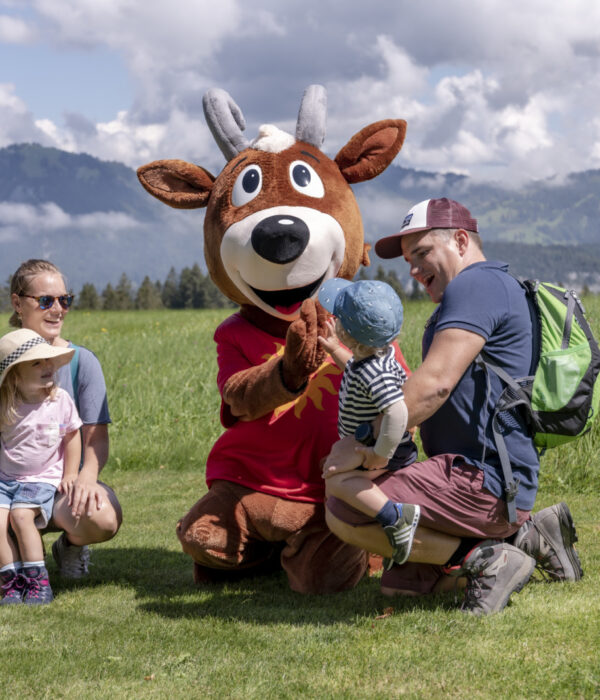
top-left (66, 469), bottom-right (105, 520)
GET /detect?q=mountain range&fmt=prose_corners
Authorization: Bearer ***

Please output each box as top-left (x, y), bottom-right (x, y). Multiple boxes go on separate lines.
top-left (1, 143), bottom-right (599, 293)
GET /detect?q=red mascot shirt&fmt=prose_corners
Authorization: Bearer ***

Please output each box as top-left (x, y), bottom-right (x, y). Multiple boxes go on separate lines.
top-left (206, 312), bottom-right (410, 503)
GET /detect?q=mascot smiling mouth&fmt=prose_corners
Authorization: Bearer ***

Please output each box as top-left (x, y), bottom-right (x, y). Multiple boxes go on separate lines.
top-left (250, 273), bottom-right (326, 315)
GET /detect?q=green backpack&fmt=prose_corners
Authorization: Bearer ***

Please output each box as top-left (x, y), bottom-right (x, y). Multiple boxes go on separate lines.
top-left (479, 280), bottom-right (600, 523)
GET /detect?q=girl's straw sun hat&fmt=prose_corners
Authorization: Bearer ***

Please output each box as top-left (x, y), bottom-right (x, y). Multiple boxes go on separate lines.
top-left (0, 329), bottom-right (74, 387)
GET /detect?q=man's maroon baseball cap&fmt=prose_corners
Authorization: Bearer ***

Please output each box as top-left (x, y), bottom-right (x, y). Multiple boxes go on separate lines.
top-left (375, 197), bottom-right (478, 259)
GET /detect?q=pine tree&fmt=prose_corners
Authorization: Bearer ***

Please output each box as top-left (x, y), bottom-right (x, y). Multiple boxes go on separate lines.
top-left (201, 273), bottom-right (235, 309)
top-left (135, 276), bottom-right (164, 309)
top-left (383, 268), bottom-right (406, 300)
top-left (162, 267), bottom-right (181, 308)
top-left (101, 283), bottom-right (118, 310)
top-left (0, 276), bottom-right (11, 312)
top-left (409, 278), bottom-right (426, 300)
top-left (77, 283), bottom-right (100, 310)
top-left (114, 273), bottom-right (134, 310)
top-left (372, 265), bottom-right (406, 300)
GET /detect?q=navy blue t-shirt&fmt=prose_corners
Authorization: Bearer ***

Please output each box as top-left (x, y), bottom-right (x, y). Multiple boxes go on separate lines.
top-left (419, 261), bottom-right (540, 511)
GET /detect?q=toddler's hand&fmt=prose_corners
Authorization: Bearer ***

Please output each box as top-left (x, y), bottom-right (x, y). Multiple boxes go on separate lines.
top-left (59, 475), bottom-right (77, 503)
top-left (317, 316), bottom-right (340, 354)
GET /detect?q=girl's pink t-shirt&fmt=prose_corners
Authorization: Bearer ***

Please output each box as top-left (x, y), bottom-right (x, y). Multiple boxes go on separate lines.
top-left (0, 388), bottom-right (82, 487)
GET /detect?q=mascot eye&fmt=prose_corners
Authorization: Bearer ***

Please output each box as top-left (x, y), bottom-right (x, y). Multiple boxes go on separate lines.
top-left (232, 165), bottom-right (263, 206)
top-left (289, 160), bottom-right (324, 198)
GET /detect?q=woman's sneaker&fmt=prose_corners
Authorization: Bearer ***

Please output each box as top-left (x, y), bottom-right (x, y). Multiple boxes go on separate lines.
top-left (52, 532), bottom-right (91, 578)
top-left (23, 566), bottom-right (54, 605)
top-left (0, 570), bottom-right (26, 605)
top-left (382, 503), bottom-right (421, 569)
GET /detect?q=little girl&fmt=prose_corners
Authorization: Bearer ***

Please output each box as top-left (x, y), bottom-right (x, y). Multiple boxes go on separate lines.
top-left (318, 278), bottom-right (420, 568)
top-left (0, 329), bottom-right (82, 605)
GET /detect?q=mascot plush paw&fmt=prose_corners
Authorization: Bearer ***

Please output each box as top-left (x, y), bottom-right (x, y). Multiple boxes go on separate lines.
top-left (138, 85), bottom-right (407, 593)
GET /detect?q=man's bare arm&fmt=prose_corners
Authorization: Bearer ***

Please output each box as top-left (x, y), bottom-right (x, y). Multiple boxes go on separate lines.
top-left (402, 327), bottom-right (486, 428)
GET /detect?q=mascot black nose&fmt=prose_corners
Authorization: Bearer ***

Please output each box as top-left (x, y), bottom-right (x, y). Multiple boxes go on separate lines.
top-left (251, 215), bottom-right (310, 264)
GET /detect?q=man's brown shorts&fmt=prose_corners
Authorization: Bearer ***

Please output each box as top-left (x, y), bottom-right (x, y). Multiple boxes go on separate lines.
top-left (327, 454), bottom-right (530, 594)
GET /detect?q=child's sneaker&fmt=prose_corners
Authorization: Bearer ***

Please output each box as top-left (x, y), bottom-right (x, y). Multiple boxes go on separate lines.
top-left (0, 569), bottom-right (26, 605)
top-left (23, 566), bottom-right (54, 605)
top-left (382, 503), bottom-right (421, 569)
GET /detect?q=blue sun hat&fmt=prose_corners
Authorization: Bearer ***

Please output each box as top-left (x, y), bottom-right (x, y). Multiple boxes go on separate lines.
top-left (318, 278), bottom-right (403, 346)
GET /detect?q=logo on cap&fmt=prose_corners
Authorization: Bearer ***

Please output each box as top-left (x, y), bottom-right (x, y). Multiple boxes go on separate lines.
top-left (400, 213), bottom-right (413, 230)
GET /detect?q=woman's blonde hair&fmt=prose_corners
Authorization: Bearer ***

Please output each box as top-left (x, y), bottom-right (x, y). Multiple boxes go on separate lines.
top-left (0, 363), bottom-right (57, 428)
top-left (9, 259), bottom-right (66, 328)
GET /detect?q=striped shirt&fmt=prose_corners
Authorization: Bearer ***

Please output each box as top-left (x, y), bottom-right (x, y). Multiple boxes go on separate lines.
top-left (338, 345), bottom-right (407, 437)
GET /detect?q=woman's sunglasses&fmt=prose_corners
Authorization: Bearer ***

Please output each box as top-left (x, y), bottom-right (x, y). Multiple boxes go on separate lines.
top-left (20, 294), bottom-right (75, 310)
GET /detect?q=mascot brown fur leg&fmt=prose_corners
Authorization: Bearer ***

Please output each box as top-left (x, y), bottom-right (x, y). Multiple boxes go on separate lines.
top-left (176, 480), bottom-right (368, 593)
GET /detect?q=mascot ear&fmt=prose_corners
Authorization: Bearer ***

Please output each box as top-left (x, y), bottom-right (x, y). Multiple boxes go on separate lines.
top-left (137, 159), bottom-right (215, 209)
top-left (334, 119), bottom-right (407, 184)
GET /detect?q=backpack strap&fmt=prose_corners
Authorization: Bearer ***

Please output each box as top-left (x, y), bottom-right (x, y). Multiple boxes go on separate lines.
top-left (476, 354), bottom-right (534, 524)
top-left (475, 276), bottom-right (539, 524)
top-left (70, 344), bottom-right (80, 411)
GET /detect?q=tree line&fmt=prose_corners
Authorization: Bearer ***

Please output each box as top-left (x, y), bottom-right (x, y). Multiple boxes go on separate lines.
top-left (0, 263), bottom-right (428, 314)
top-left (80, 264), bottom-right (426, 311)
top-left (0, 261), bottom-right (593, 315)
top-left (77, 265), bottom-right (236, 311)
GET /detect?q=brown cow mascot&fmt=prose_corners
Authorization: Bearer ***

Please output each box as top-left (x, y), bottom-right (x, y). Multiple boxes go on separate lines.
top-left (137, 85), bottom-right (407, 593)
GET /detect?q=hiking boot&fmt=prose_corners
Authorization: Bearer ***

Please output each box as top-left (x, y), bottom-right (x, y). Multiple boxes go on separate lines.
top-left (52, 532), bottom-right (91, 578)
top-left (22, 566), bottom-right (54, 605)
top-left (513, 502), bottom-right (583, 582)
top-left (449, 542), bottom-right (535, 616)
top-left (382, 503), bottom-right (420, 570)
top-left (0, 570), bottom-right (26, 605)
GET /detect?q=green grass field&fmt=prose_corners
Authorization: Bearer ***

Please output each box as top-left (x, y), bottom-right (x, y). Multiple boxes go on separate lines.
top-left (0, 302), bottom-right (599, 699)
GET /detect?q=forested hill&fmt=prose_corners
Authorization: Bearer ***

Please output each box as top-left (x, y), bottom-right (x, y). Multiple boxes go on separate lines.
top-left (1, 143), bottom-right (600, 292)
top-left (0, 142), bottom-right (156, 218)
top-left (367, 165), bottom-right (600, 245)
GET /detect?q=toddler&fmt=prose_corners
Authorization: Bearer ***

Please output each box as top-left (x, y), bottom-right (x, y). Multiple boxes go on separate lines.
top-left (318, 279), bottom-right (420, 567)
top-left (0, 329), bottom-right (82, 605)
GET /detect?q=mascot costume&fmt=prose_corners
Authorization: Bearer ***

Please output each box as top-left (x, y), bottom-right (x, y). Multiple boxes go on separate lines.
top-left (137, 85), bottom-right (407, 593)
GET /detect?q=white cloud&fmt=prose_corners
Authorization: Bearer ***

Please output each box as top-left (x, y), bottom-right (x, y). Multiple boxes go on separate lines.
top-left (2, 1), bottom-right (600, 184)
top-left (0, 83), bottom-right (54, 147)
top-left (0, 201), bottom-right (140, 239)
top-left (0, 13), bottom-right (34, 42)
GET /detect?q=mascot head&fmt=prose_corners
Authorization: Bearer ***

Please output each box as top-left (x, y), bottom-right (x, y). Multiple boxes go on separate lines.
top-left (137, 85), bottom-right (406, 320)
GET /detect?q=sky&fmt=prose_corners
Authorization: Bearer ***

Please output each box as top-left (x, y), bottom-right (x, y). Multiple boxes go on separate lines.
top-left (2, 0), bottom-right (600, 187)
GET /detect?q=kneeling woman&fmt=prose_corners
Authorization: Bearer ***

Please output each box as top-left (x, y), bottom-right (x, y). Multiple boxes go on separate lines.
top-left (9, 259), bottom-right (122, 578)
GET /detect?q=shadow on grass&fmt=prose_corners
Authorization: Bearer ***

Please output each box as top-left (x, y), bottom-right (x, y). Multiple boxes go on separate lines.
top-left (47, 545), bottom-right (458, 623)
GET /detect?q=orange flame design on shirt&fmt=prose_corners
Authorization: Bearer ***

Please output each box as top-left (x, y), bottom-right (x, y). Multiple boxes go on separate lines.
top-left (263, 344), bottom-right (342, 422)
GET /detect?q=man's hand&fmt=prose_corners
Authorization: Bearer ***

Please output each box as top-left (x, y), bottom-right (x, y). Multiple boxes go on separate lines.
top-left (354, 446), bottom-right (389, 470)
top-left (322, 435), bottom-right (369, 478)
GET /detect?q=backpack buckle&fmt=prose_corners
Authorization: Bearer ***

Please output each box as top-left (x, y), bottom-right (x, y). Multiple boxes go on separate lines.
top-left (504, 478), bottom-right (520, 501)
